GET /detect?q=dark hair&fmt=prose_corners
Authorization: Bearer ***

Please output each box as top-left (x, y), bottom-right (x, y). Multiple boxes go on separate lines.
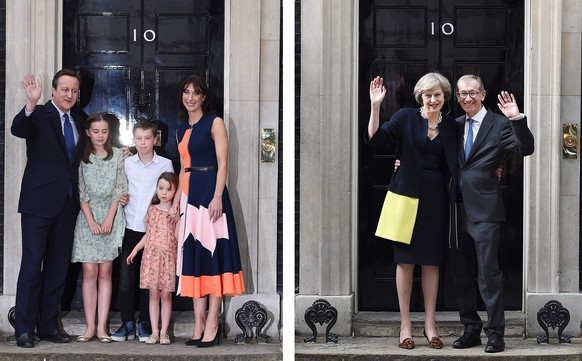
top-left (151, 172), bottom-right (179, 205)
top-left (133, 120), bottom-right (159, 137)
top-left (52, 69), bottom-right (80, 89)
top-left (177, 74), bottom-right (215, 119)
top-left (82, 112), bottom-right (114, 163)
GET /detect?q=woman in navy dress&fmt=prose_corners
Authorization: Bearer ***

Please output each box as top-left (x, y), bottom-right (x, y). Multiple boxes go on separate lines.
top-left (367, 73), bottom-right (457, 350)
top-left (174, 75), bottom-right (244, 347)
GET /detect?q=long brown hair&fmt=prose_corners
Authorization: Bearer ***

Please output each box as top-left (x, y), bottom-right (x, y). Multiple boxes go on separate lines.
top-left (82, 112), bottom-right (113, 163)
top-left (151, 172), bottom-right (179, 205)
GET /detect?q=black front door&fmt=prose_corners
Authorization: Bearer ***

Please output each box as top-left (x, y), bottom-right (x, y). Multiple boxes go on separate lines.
top-left (358, 0), bottom-right (524, 311)
top-left (62, 0), bottom-right (223, 159)
top-left (61, 0), bottom-right (224, 311)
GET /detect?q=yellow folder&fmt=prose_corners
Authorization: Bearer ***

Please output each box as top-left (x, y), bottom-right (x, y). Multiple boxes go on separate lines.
top-left (375, 191), bottom-right (419, 244)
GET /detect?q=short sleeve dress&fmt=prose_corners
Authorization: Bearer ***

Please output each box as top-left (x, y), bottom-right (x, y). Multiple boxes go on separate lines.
top-left (175, 114), bottom-right (245, 298)
top-left (140, 205), bottom-right (179, 292)
top-left (71, 148), bottom-right (127, 263)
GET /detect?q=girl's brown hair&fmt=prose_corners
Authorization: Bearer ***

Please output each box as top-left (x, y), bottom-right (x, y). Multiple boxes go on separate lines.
top-left (83, 112), bottom-right (113, 163)
top-left (151, 172), bottom-right (179, 205)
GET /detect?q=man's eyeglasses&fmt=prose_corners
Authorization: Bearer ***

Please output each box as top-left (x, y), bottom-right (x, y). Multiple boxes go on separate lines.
top-left (456, 91), bottom-right (481, 99)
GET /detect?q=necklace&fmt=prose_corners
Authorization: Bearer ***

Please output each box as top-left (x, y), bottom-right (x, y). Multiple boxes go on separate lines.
top-left (420, 107), bottom-right (442, 130)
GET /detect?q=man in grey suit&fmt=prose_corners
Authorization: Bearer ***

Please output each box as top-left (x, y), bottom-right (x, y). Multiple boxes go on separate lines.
top-left (451, 74), bottom-right (534, 353)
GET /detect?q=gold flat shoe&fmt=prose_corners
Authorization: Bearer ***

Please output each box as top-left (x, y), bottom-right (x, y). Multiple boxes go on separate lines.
top-left (159, 333), bottom-right (170, 345)
top-left (146, 334), bottom-right (159, 344)
top-left (76, 333), bottom-right (96, 342)
top-left (98, 335), bottom-right (112, 343)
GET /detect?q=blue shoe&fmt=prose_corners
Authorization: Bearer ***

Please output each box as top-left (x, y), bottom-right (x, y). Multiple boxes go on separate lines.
top-left (138, 321), bottom-right (152, 342)
top-left (111, 321), bottom-right (135, 342)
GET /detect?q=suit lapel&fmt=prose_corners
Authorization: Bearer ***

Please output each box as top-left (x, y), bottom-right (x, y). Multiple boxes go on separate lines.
top-left (469, 111), bottom-right (495, 158)
top-left (72, 113), bottom-right (85, 160)
top-left (458, 110), bottom-right (494, 162)
top-left (456, 116), bottom-right (467, 162)
top-left (46, 101), bottom-right (69, 159)
top-left (47, 100), bottom-right (84, 162)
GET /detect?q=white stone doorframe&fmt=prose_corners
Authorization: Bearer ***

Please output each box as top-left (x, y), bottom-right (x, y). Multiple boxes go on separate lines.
top-left (348, 0), bottom-right (582, 338)
top-left (2, 0), bottom-right (282, 338)
top-left (523, 0), bottom-right (582, 338)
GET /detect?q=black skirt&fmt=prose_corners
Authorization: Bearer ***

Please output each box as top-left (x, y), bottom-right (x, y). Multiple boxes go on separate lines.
top-left (394, 135), bottom-right (448, 266)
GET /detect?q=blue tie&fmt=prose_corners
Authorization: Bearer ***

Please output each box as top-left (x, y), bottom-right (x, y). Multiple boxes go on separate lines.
top-left (63, 114), bottom-right (75, 160)
top-left (464, 118), bottom-right (474, 160)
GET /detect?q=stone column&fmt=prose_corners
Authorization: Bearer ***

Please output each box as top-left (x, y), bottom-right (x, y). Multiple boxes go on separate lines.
top-left (296, 0), bottom-right (355, 336)
top-left (1, 0), bottom-right (61, 333)
top-left (223, 0), bottom-right (281, 338)
top-left (524, 0), bottom-right (582, 337)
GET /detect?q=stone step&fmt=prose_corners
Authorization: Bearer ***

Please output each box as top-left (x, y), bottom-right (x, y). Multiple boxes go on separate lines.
top-left (1, 310), bottom-right (282, 361)
top-left (353, 310), bottom-right (526, 338)
top-left (0, 337), bottom-right (282, 361)
top-left (295, 336), bottom-right (582, 361)
top-left (296, 311), bottom-right (582, 360)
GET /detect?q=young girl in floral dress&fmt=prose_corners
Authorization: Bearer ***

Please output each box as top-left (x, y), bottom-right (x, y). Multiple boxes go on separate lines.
top-left (127, 172), bottom-right (179, 345)
top-left (72, 112), bottom-right (127, 343)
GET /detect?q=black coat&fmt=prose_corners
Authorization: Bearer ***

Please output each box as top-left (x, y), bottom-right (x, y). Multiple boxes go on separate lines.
top-left (367, 107), bottom-right (458, 248)
top-left (11, 101), bottom-right (86, 217)
top-left (457, 109), bottom-right (534, 222)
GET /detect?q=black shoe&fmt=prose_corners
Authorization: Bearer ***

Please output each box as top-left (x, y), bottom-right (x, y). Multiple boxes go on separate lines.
top-left (197, 325), bottom-right (220, 348)
top-left (452, 332), bottom-right (482, 349)
top-left (185, 331), bottom-right (204, 346)
top-left (39, 330), bottom-right (72, 343)
top-left (16, 333), bottom-right (34, 348)
top-left (485, 333), bottom-right (505, 353)
top-left (185, 337), bottom-right (201, 346)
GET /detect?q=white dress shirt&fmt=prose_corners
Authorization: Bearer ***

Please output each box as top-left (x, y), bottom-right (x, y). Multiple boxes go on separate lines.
top-left (124, 151), bottom-right (174, 232)
top-left (464, 106), bottom-right (487, 148)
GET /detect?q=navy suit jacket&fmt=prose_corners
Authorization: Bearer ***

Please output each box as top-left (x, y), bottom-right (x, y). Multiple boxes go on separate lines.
top-left (457, 108), bottom-right (534, 222)
top-left (368, 107), bottom-right (458, 247)
top-left (11, 101), bottom-right (85, 218)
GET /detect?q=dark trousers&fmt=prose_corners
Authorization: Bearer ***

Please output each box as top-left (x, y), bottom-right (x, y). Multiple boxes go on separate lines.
top-left (15, 196), bottom-right (77, 337)
top-left (451, 201), bottom-right (505, 336)
top-left (117, 228), bottom-right (149, 323)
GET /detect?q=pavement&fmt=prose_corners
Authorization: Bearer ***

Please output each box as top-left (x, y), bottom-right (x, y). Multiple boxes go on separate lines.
top-left (2, 335), bottom-right (578, 361)
top-left (0, 311), bottom-right (580, 360)
top-left (295, 336), bottom-right (582, 360)
top-left (0, 336), bottom-right (282, 361)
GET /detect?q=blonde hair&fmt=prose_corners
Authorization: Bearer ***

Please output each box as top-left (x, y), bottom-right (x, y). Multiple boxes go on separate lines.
top-left (413, 72), bottom-right (452, 104)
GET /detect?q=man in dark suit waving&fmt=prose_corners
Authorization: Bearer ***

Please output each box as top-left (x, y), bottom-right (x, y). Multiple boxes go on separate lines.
top-left (451, 74), bottom-right (534, 353)
top-left (11, 69), bottom-right (85, 348)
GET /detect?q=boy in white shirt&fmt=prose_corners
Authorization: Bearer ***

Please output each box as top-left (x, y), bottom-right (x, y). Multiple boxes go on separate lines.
top-left (111, 121), bottom-right (174, 342)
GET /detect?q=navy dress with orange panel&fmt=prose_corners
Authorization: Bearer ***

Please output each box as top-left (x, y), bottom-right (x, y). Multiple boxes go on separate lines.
top-left (176, 114), bottom-right (244, 298)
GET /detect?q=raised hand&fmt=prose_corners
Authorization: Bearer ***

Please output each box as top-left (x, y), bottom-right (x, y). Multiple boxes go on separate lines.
top-left (21, 74), bottom-right (42, 107)
top-left (369, 76), bottom-right (386, 107)
top-left (497, 91), bottom-right (520, 119)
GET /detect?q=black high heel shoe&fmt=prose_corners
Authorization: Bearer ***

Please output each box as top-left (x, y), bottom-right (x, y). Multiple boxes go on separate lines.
top-left (197, 325), bottom-right (220, 348)
top-left (185, 332), bottom-right (203, 346)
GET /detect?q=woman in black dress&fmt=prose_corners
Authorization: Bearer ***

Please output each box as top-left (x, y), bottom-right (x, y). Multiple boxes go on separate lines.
top-left (367, 73), bottom-right (457, 350)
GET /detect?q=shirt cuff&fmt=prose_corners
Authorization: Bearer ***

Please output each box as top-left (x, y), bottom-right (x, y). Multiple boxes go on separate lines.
top-left (509, 113), bottom-right (525, 121)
